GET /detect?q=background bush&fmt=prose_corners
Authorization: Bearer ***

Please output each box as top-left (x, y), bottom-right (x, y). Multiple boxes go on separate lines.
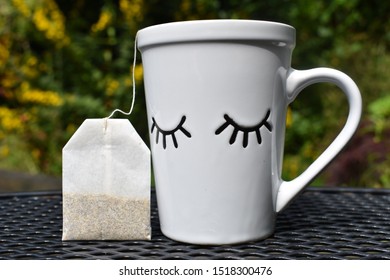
top-left (0, 0), bottom-right (389, 188)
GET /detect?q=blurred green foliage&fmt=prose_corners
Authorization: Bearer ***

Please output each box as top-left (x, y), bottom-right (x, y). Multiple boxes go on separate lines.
top-left (0, 0), bottom-right (389, 187)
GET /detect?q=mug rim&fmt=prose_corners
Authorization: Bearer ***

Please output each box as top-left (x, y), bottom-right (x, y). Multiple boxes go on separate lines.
top-left (137, 20), bottom-right (296, 50)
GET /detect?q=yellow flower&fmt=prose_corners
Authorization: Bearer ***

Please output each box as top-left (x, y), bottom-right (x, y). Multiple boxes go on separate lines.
top-left (133, 64), bottom-right (143, 83)
top-left (12, 0), bottom-right (31, 17)
top-left (32, 0), bottom-right (70, 47)
top-left (18, 85), bottom-right (63, 107)
top-left (105, 78), bottom-right (120, 96)
top-left (0, 107), bottom-right (23, 132)
top-left (124, 64), bottom-right (143, 88)
top-left (27, 56), bottom-right (38, 67)
top-left (120, 0), bottom-right (143, 24)
top-left (91, 10), bottom-right (112, 33)
top-left (21, 55), bottom-right (39, 78)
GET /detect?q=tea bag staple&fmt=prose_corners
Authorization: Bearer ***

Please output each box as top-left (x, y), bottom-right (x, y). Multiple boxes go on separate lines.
top-left (62, 118), bottom-right (151, 240)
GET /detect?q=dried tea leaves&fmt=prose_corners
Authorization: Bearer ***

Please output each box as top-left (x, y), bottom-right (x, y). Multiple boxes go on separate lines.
top-left (63, 193), bottom-right (150, 240)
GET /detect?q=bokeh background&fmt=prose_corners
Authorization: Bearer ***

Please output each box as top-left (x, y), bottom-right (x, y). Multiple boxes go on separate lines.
top-left (0, 0), bottom-right (389, 192)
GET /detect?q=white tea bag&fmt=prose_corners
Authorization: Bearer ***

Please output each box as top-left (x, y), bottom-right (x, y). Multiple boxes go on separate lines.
top-left (62, 118), bottom-right (151, 240)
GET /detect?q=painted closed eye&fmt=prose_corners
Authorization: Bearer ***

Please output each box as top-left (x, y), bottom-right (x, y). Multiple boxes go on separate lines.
top-left (215, 109), bottom-right (272, 148)
top-left (151, 116), bottom-right (192, 149)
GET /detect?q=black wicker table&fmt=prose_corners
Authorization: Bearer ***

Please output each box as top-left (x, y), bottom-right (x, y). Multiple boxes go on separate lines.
top-left (1, 188), bottom-right (390, 260)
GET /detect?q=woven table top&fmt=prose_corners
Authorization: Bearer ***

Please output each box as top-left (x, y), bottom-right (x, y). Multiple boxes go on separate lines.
top-left (1, 188), bottom-right (390, 259)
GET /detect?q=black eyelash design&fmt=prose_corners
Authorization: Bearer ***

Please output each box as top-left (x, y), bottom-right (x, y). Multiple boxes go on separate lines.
top-left (151, 116), bottom-right (191, 149)
top-left (215, 109), bottom-right (272, 148)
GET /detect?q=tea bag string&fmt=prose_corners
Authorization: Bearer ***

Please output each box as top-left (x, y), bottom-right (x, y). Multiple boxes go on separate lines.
top-left (105, 33), bottom-right (138, 126)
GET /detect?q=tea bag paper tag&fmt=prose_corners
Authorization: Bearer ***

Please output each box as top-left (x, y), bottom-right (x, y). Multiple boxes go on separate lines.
top-left (62, 118), bottom-right (151, 240)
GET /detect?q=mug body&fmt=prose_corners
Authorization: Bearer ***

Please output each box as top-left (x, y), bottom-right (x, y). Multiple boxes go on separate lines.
top-left (138, 20), bottom-right (295, 244)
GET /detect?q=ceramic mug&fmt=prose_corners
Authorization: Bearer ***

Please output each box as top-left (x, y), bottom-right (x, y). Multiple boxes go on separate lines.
top-left (138, 20), bottom-right (362, 245)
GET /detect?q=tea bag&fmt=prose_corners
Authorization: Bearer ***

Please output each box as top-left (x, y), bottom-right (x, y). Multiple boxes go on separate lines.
top-left (62, 118), bottom-right (151, 240)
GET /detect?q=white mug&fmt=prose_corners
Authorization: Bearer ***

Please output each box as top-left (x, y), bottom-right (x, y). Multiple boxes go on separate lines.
top-left (138, 20), bottom-right (362, 245)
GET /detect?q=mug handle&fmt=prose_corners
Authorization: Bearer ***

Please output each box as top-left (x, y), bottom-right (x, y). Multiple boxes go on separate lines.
top-left (276, 68), bottom-right (362, 213)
